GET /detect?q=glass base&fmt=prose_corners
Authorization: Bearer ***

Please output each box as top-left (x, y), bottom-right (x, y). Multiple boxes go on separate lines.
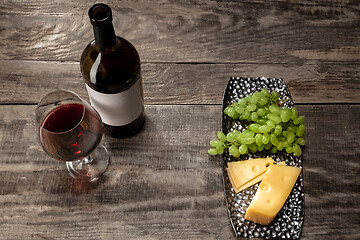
top-left (66, 144), bottom-right (109, 182)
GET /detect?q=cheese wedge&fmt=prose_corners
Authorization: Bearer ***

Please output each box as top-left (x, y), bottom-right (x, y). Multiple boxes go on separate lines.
top-left (227, 157), bottom-right (274, 193)
top-left (244, 164), bottom-right (301, 225)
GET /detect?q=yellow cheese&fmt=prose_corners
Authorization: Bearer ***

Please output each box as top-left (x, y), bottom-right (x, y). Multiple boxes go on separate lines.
top-left (230, 172), bottom-right (265, 193)
top-left (227, 157), bottom-right (274, 193)
top-left (244, 164), bottom-right (301, 225)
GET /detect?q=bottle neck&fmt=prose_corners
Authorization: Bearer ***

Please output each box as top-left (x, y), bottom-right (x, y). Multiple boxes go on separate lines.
top-left (93, 24), bottom-right (116, 49)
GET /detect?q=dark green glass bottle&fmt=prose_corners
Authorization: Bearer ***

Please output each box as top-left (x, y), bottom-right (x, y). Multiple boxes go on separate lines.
top-left (80, 3), bottom-right (145, 138)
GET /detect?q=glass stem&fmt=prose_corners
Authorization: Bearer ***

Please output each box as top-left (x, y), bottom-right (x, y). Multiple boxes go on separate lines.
top-left (81, 156), bottom-right (94, 165)
top-left (75, 156), bottom-right (93, 171)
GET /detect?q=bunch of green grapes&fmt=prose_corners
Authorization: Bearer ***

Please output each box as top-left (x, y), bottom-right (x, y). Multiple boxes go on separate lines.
top-left (208, 88), bottom-right (305, 157)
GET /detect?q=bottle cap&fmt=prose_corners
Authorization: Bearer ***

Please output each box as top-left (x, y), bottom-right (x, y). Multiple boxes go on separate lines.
top-left (88, 3), bottom-right (113, 27)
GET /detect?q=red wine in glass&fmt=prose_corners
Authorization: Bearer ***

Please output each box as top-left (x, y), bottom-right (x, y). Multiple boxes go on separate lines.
top-left (40, 103), bottom-right (102, 161)
top-left (36, 90), bottom-right (109, 181)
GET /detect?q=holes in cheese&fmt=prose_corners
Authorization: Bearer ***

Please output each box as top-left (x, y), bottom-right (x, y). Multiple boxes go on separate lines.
top-left (227, 157), bottom-right (274, 193)
top-left (244, 164), bottom-right (301, 225)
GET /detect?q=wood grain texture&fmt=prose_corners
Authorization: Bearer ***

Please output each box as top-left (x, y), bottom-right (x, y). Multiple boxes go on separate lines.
top-left (0, 60), bottom-right (359, 105)
top-left (0, 104), bottom-right (359, 239)
top-left (0, 0), bottom-right (359, 63)
top-left (0, 0), bottom-right (359, 239)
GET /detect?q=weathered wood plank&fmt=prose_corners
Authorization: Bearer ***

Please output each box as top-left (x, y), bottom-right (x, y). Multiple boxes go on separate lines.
top-left (0, 60), bottom-right (359, 105)
top-left (0, 104), bottom-right (359, 239)
top-left (0, 0), bottom-right (359, 63)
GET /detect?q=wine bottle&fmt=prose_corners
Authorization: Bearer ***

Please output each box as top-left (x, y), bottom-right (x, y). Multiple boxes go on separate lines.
top-left (80, 3), bottom-right (145, 138)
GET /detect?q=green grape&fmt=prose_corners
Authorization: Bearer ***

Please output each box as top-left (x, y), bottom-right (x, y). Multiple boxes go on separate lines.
top-left (243, 131), bottom-right (255, 138)
top-left (266, 120), bottom-right (276, 129)
top-left (276, 142), bottom-right (284, 151)
top-left (233, 131), bottom-right (241, 141)
top-left (217, 131), bottom-right (226, 142)
top-left (210, 140), bottom-right (223, 148)
top-left (249, 123), bottom-right (260, 133)
top-left (238, 98), bottom-right (247, 106)
top-left (224, 105), bottom-right (231, 114)
top-left (285, 145), bottom-right (294, 154)
top-left (226, 132), bottom-right (236, 142)
top-left (257, 108), bottom-right (266, 117)
top-left (269, 104), bottom-right (281, 114)
top-left (258, 144), bottom-right (265, 151)
top-left (247, 104), bottom-right (257, 112)
top-left (293, 116), bottom-right (305, 125)
top-left (281, 140), bottom-right (289, 148)
top-left (236, 132), bottom-right (244, 142)
top-left (287, 125), bottom-right (297, 133)
top-left (230, 102), bottom-right (238, 108)
top-left (256, 118), bottom-right (267, 125)
top-left (265, 142), bottom-right (272, 150)
top-left (250, 112), bottom-right (258, 121)
top-left (242, 110), bottom-right (250, 120)
top-left (270, 134), bottom-right (279, 146)
top-left (280, 108), bottom-right (291, 122)
top-left (233, 129), bottom-right (240, 135)
top-left (227, 104), bottom-right (239, 119)
top-left (235, 105), bottom-right (245, 114)
top-left (262, 133), bottom-right (270, 144)
top-left (255, 133), bottom-right (263, 146)
top-left (243, 136), bottom-right (255, 144)
top-left (224, 106), bottom-right (235, 118)
top-left (271, 147), bottom-right (277, 154)
top-left (271, 91), bottom-right (279, 102)
top-left (250, 94), bottom-right (259, 104)
top-left (293, 144), bottom-right (302, 156)
top-left (296, 124), bottom-right (305, 137)
top-left (253, 91), bottom-right (262, 99)
top-left (291, 107), bottom-right (298, 120)
top-left (239, 144), bottom-right (248, 154)
top-left (248, 143), bottom-right (258, 153)
top-left (229, 145), bottom-right (240, 157)
top-left (260, 88), bottom-right (270, 98)
top-left (286, 131), bottom-right (295, 144)
top-left (242, 129), bottom-right (251, 135)
top-left (259, 125), bottom-right (271, 133)
top-left (233, 112), bottom-right (240, 119)
top-left (258, 97), bottom-right (268, 106)
top-left (297, 137), bottom-right (305, 146)
top-left (208, 148), bottom-right (217, 156)
top-left (216, 145), bottom-right (224, 154)
top-left (263, 106), bottom-right (270, 115)
top-left (282, 130), bottom-right (289, 137)
top-left (232, 130), bottom-right (241, 141)
top-left (274, 125), bottom-right (282, 136)
top-left (267, 113), bottom-right (281, 124)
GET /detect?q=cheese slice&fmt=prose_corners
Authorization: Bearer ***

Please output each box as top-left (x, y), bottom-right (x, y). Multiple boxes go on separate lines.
top-left (230, 172), bottom-right (265, 193)
top-left (227, 157), bottom-right (274, 193)
top-left (244, 164), bottom-right (301, 225)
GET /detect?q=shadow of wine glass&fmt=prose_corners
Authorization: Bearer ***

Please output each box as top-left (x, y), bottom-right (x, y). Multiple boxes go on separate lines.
top-left (40, 167), bottom-right (109, 195)
top-left (68, 175), bottom-right (109, 195)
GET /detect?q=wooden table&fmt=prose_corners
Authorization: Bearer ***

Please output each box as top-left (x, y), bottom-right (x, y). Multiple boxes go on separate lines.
top-left (0, 1), bottom-right (359, 239)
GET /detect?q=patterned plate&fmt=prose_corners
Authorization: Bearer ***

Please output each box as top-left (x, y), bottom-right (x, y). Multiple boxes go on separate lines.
top-left (222, 77), bottom-right (304, 239)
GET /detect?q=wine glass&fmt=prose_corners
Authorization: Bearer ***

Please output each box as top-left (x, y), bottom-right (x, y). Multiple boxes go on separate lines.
top-left (35, 90), bottom-right (110, 182)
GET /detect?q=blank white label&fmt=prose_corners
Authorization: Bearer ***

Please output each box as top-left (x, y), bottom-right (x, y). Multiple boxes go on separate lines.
top-left (85, 80), bottom-right (143, 126)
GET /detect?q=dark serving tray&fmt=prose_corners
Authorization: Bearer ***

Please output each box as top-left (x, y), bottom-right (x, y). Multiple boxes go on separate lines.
top-left (222, 77), bottom-right (304, 239)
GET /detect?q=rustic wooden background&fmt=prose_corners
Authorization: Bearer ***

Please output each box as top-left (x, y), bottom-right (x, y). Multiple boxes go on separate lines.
top-left (0, 0), bottom-right (359, 239)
